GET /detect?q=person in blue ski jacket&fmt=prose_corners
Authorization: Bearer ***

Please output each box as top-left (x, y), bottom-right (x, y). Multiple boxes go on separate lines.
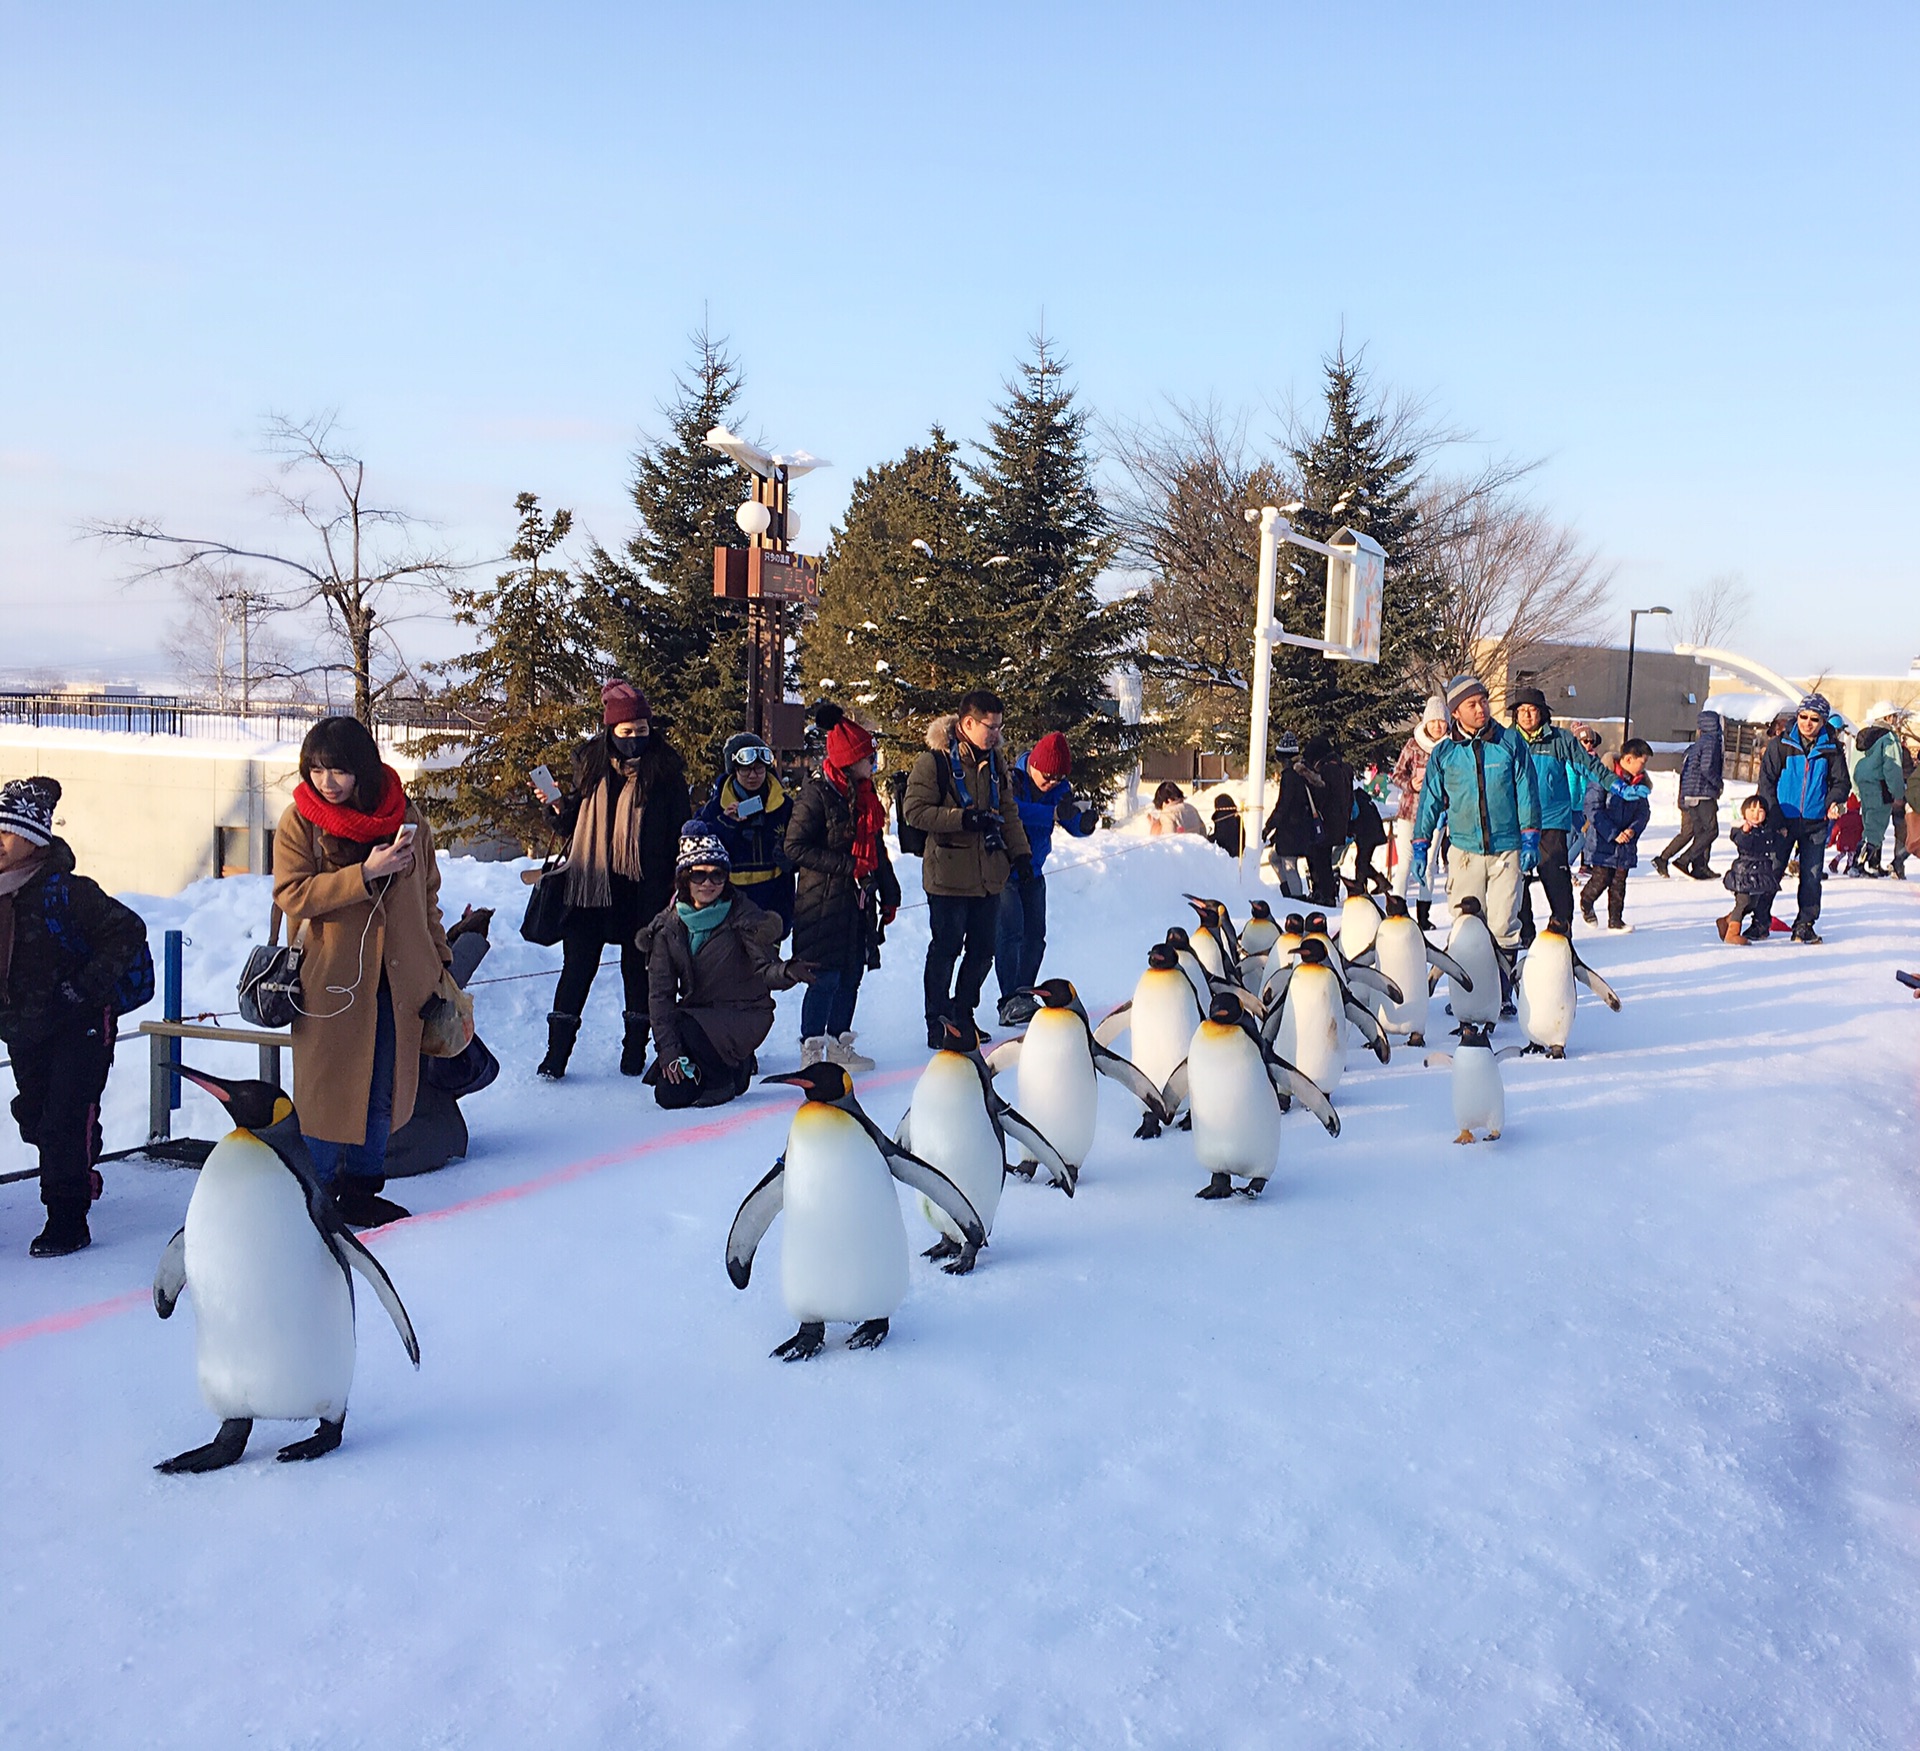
top-left (1508, 687), bottom-right (1607, 947)
top-left (697, 732), bottom-right (794, 933)
top-left (1756, 692), bottom-right (1852, 942)
top-left (1653, 709), bottom-right (1725, 880)
top-left (1411, 674), bottom-right (1541, 951)
top-left (995, 731), bottom-right (1098, 1025)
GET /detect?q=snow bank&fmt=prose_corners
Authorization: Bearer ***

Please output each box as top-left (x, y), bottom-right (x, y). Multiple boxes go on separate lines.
top-left (2, 793), bottom-right (1918, 1747)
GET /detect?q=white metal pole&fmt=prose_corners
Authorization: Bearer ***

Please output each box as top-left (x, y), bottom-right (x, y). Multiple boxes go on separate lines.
top-left (1243, 506), bottom-right (1282, 877)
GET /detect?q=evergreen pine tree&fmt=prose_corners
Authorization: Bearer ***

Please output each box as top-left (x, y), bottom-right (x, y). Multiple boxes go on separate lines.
top-left (1267, 345), bottom-right (1438, 765)
top-left (799, 427), bottom-right (997, 759)
top-left (418, 493), bottom-right (601, 849)
top-left (967, 335), bottom-right (1145, 794)
top-left (585, 327), bottom-right (753, 770)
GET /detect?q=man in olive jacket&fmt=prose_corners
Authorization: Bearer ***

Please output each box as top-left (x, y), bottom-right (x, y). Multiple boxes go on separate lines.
top-left (903, 689), bottom-right (1033, 1049)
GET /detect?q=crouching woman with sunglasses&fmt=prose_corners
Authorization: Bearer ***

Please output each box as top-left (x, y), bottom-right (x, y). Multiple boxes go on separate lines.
top-left (635, 823), bottom-right (815, 1110)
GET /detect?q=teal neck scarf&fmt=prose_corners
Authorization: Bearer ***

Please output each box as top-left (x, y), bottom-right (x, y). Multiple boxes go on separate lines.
top-left (677, 896), bottom-right (732, 958)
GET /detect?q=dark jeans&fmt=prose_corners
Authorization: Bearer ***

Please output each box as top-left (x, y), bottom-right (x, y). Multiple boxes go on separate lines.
top-left (652, 1015), bottom-right (741, 1110)
top-left (9, 1008), bottom-right (113, 1210)
top-left (1784, 817), bottom-right (1829, 928)
top-left (924, 893), bottom-right (999, 1026)
top-left (1519, 828), bottom-right (1574, 942)
top-left (1893, 806), bottom-right (1910, 875)
top-left (1580, 865), bottom-right (1629, 926)
top-left (1659, 799), bottom-right (1720, 872)
top-left (994, 872), bottom-right (1048, 1004)
top-left (307, 979), bottom-right (396, 1190)
top-left (800, 965), bottom-right (864, 1040)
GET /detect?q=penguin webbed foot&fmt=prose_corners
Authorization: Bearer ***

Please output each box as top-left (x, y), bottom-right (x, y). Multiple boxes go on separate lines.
top-left (1177, 1112), bottom-right (1193, 1131)
top-left (847, 1318), bottom-right (890, 1350)
top-left (1546, 1045), bottom-right (1566, 1060)
top-left (1133, 1112), bottom-right (1163, 1139)
top-left (1453, 1129), bottom-right (1475, 1145)
top-left (277, 1416), bottom-right (344, 1463)
top-left (1005, 1159), bottom-right (1037, 1181)
top-left (1195, 1174), bottom-right (1235, 1200)
top-left (921, 1236), bottom-right (962, 1262)
top-left (156, 1417), bottom-right (252, 1474)
top-left (1520, 1043), bottom-right (1547, 1057)
top-left (1408, 1031), bottom-right (1425, 1048)
top-left (1239, 1178), bottom-right (1267, 1198)
top-left (1486, 1130), bottom-right (1501, 1142)
top-left (941, 1242), bottom-right (981, 1276)
top-left (772, 1321), bottom-right (828, 1362)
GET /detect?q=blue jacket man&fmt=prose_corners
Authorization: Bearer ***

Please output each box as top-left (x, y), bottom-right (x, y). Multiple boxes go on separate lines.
top-left (1412, 675), bottom-right (1540, 952)
top-left (1756, 693), bottom-right (1851, 941)
top-left (995, 733), bottom-right (1098, 1023)
top-left (1509, 686), bottom-right (1606, 943)
top-left (1654, 709), bottom-right (1725, 880)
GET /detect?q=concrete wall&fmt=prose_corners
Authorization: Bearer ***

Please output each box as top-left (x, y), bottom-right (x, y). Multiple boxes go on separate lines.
top-left (0, 729), bottom-right (432, 897)
top-left (1490, 643), bottom-right (1713, 761)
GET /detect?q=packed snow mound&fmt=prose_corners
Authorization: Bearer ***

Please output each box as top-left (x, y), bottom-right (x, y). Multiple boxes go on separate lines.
top-left (2, 801), bottom-right (1918, 1747)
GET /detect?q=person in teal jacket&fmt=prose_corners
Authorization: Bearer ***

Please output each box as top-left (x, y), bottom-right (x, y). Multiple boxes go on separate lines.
top-left (1851, 717), bottom-right (1907, 877)
top-left (1412, 674), bottom-right (1541, 953)
top-left (1508, 687), bottom-right (1607, 946)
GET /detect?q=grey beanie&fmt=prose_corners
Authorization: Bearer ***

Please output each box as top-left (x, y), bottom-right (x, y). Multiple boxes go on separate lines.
top-left (1444, 674), bottom-right (1489, 713)
top-left (0, 776), bottom-right (60, 847)
top-left (1423, 694), bottom-right (1448, 725)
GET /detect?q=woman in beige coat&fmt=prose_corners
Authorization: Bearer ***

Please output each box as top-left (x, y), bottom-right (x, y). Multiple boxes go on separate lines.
top-left (274, 717), bottom-right (451, 1226)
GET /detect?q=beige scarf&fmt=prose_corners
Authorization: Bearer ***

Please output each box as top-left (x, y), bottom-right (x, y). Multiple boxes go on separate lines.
top-left (564, 765), bottom-right (645, 909)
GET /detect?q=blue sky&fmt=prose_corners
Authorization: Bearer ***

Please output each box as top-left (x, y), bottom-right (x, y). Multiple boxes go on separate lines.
top-left (2, 1), bottom-right (1915, 682)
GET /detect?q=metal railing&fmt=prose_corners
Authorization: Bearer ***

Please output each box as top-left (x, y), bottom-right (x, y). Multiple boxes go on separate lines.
top-left (0, 691), bottom-right (471, 745)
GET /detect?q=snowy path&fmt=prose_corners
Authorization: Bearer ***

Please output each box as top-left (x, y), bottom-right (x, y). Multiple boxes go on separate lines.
top-left (2, 814), bottom-right (1918, 1748)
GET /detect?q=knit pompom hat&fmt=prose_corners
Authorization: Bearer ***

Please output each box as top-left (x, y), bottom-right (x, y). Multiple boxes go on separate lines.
top-left (602, 677), bottom-right (650, 727)
top-left (1029, 731), bottom-right (1072, 777)
top-left (675, 820), bottom-right (731, 874)
top-left (0, 776), bottom-right (60, 846)
top-left (1276, 730), bottom-right (1301, 756)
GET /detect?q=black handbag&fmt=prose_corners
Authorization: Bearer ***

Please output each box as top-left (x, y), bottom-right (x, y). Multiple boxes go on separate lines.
top-left (237, 904), bottom-right (303, 1029)
top-left (519, 846), bottom-right (572, 946)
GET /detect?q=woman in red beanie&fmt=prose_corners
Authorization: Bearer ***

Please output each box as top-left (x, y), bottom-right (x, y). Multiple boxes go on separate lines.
top-left (784, 717), bottom-right (901, 1070)
top-left (994, 731), bottom-right (1100, 1026)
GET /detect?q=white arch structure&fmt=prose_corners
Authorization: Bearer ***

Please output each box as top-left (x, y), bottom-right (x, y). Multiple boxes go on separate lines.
top-left (1671, 643), bottom-right (1804, 703)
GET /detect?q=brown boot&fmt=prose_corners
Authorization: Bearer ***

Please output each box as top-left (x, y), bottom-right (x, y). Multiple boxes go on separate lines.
top-left (1717, 914), bottom-right (1746, 944)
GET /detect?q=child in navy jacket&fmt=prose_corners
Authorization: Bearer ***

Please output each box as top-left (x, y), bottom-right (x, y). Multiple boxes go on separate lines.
top-left (1719, 795), bottom-right (1785, 943)
top-left (1578, 740), bottom-right (1654, 931)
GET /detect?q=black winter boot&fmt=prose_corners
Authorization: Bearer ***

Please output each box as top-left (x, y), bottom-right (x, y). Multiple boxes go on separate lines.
top-left (537, 1012), bottom-right (581, 1080)
top-left (1415, 900), bottom-right (1432, 932)
top-left (29, 1200), bottom-right (91, 1257)
top-left (620, 1011), bottom-right (650, 1077)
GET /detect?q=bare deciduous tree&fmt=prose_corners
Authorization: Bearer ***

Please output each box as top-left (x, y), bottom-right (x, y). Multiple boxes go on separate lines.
top-left (1676, 573), bottom-right (1752, 650)
top-left (160, 556), bottom-right (304, 708)
top-left (95, 414), bottom-right (463, 725)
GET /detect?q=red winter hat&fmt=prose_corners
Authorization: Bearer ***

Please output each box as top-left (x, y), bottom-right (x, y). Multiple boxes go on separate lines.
top-left (1030, 731), bottom-right (1072, 777)
top-left (602, 677), bottom-right (649, 727)
top-left (826, 719), bottom-right (875, 769)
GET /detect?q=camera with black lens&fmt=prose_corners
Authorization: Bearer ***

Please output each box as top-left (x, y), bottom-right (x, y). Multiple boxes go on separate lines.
top-left (980, 813), bottom-right (1007, 855)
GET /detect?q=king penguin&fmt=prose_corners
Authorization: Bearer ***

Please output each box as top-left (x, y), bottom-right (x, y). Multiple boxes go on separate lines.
top-left (898, 1019), bottom-right (1071, 1275)
top-left (1444, 896), bottom-right (1504, 1030)
top-left (1161, 991), bottom-right (1340, 1198)
top-left (1516, 920), bottom-right (1621, 1058)
top-left (728, 1064), bottom-right (984, 1358)
top-left (1339, 886), bottom-right (1384, 963)
top-left (152, 1067), bottom-right (419, 1473)
top-left (986, 978), bottom-right (1170, 1172)
top-left (1237, 899), bottom-right (1281, 962)
top-left (1370, 895), bottom-right (1471, 1047)
top-left (1259, 939), bottom-right (1390, 1093)
top-left (1258, 913), bottom-right (1309, 1001)
top-left (1184, 896), bottom-right (1244, 986)
top-left (1092, 943), bottom-right (1207, 1138)
top-left (1162, 925), bottom-right (1216, 1013)
top-left (1423, 1021), bottom-right (1517, 1142)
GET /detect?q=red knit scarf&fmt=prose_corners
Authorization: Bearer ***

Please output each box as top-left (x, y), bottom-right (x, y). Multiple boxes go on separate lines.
top-left (827, 763), bottom-right (886, 880)
top-left (294, 765), bottom-right (408, 843)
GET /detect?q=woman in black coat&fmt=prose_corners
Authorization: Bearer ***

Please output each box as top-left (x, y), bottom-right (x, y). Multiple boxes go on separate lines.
top-left (537, 680), bottom-right (690, 1080)
top-left (785, 720), bottom-right (901, 1069)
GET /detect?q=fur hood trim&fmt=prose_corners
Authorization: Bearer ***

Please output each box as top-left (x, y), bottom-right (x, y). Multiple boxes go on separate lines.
top-left (925, 714), bottom-right (959, 752)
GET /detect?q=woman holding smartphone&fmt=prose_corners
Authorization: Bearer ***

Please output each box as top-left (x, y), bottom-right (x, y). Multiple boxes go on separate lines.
top-left (275, 715), bottom-right (451, 1226)
top-left (697, 732), bottom-right (794, 934)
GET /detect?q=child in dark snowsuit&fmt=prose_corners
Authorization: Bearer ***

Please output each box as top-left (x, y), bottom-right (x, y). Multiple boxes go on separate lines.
top-left (1718, 795), bottom-right (1785, 944)
top-left (0, 778), bottom-right (151, 1256)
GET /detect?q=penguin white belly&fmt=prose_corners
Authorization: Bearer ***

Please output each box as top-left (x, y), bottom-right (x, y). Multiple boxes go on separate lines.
top-left (1448, 924), bottom-right (1501, 1026)
top-left (909, 1060), bottom-right (1005, 1241)
top-left (1239, 922), bottom-right (1279, 959)
top-left (1192, 930), bottom-right (1226, 979)
top-left (780, 1107), bottom-right (908, 1323)
top-left (185, 1139), bottom-right (355, 1421)
top-left (1274, 979), bottom-right (1344, 1094)
top-left (1188, 1029), bottom-right (1281, 1180)
top-left (1341, 900), bottom-right (1380, 961)
top-left (1015, 1012), bottom-right (1098, 1168)
top-left (1261, 941), bottom-right (1299, 992)
top-left (1452, 1048), bottom-right (1505, 1135)
top-left (1374, 921), bottom-right (1429, 1037)
top-left (1517, 948), bottom-right (1576, 1048)
top-left (1129, 981), bottom-right (1199, 1096)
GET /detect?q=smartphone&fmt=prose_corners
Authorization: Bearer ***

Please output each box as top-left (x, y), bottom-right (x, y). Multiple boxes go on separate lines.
top-left (734, 792), bottom-right (765, 818)
top-left (394, 822), bottom-right (419, 847)
top-left (530, 763), bottom-right (561, 804)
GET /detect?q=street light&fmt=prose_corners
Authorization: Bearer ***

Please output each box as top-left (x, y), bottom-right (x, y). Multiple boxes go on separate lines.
top-left (1621, 605), bottom-right (1672, 750)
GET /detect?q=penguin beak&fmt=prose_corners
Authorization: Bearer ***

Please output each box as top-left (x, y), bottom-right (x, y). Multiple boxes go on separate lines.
top-left (177, 1065), bottom-right (232, 1106)
top-left (762, 1071), bottom-right (811, 1089)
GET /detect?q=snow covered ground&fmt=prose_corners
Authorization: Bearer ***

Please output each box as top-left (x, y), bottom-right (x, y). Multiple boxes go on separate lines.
top-left (3, 781), bottom-right (1918, 1748)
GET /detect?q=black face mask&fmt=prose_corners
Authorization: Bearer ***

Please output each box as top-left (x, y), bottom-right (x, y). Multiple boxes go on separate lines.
top-left (610, 727), bottom-right (649, 758)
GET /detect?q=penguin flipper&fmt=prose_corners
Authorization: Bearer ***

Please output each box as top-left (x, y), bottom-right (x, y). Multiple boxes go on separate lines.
top-left (1260, 965), bottom-right (1295, 1007)
top-left (1263, 1054), bottom-right (1340, 1136)
top-left (1426, 945), bottom-right (1472, 989)
top-left (1572, 960), bottom-right (1622, 1011)
top-left (997, 1105), bottom-right (1075, 1195)
top-left (1092, 1003), bottom-right (1131, 1048)
top-left (894, 1109), bottom-right (913, 1151)
top-left (330, 1228), bottom-right (421, 1366)
top-left (1422, 1051), bottom-right (1453, 1069)
top-left (153, 1226), bottom-right (187, 1319)
top-left (726, 1159), bottom-right (786, 1289)
top-left (1234, 952), bottom-right (1266, 987)
top-left (1231, 988), bottom-right (1268, 1022)
top-left (983, 1038), bottom-right (1023, 1075)
top-left (887, 1151), bottom-right (986, 1249)
top-left (1158, 1059), bottom-right (1190, 1120)
top-left (1495, 1046), bottom-right (1527, 1062)
top-left (1345, 966), bottom-right (1402, 1004)
top-left (1092, 1043), bottom-right (1171, 1121)
top-left (1343, 1001), bottom-right (1392, 1064)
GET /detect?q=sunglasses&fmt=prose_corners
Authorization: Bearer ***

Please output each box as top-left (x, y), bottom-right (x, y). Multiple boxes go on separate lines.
top-left (687, 867), bottom-right (727, 885)
top-left (730, 745), bottom-right (776, 767)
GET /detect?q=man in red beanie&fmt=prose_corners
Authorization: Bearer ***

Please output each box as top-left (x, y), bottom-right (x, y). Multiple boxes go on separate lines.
top-left (994, 729), bottom-right (1100, 1026)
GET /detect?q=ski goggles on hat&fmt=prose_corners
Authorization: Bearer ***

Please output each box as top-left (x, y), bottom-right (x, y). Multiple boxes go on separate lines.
top-left (730, 744), bottom-right (776, 767)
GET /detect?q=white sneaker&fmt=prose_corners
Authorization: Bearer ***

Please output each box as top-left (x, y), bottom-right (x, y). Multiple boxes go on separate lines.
top-left (800, 1036), bottom-right (827, 1068)
top-left (829, 1032), bottom-right (876, 1072)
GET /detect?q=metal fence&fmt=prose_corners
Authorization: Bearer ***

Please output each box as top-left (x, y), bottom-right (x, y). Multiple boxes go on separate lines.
top-left (0, 691), bottom-right (470, 744)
